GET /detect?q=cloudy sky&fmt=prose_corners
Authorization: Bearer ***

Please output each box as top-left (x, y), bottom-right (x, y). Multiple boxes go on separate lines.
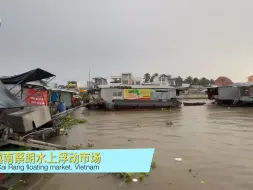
top-left (0, 0), bottom-right (253, 85)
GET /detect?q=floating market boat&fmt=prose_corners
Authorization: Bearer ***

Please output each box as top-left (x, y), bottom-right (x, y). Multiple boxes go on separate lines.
top-left (86, 84), bottom-right (181, 110)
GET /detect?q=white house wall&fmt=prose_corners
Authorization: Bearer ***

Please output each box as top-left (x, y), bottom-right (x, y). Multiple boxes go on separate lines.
top-left (101, 89), bottom-right (124, 102)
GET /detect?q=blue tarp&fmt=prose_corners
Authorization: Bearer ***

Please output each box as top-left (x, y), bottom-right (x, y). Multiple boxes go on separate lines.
top-left (51, 92), bottom-right (58, 102)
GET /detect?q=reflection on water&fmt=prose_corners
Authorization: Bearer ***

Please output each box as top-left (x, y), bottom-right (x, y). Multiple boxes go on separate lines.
top-left (28, 103), bottom-right (253, 190)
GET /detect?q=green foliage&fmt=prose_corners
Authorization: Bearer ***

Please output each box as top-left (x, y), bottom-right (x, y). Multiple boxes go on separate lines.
top-left (150, 73), bottom-right (159, 82)
top-left (143, 73), bottom-right (151, 83)
top-left (143, 73), bottom-right (214, 86)
top-left (117, 160), bottom-right (156, 186)
top-left (59, 115), bottom-right (87, 129)
top-left (82, 92), bottom-right (89, 102)
top-left (151, 161), bottom-right (156, 169)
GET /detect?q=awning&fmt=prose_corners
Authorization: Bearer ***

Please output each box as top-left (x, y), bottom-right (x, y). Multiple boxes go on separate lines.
top-left (0, 68), bottom-right (55, 85)
top-left (0, 81), bottom-right (26, 109)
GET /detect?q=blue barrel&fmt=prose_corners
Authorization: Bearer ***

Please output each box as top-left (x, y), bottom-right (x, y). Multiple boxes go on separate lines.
top-left (58, 102), bottom-right (66, 113)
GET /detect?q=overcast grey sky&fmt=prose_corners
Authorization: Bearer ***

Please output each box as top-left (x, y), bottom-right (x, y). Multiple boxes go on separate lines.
top-left (0, 0), bottom-right (253, 84)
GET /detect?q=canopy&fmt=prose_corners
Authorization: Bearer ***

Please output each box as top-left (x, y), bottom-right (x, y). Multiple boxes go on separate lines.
top-left (0, 68), bottom-right (55, 85)
top-left (0, 81), bottom-right (26, 109)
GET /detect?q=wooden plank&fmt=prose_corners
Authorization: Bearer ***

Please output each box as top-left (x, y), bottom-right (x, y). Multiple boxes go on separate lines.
top-left (6, 140), bottom-right (59, 150)
top-left (27, 139), bottom-right (66, 149)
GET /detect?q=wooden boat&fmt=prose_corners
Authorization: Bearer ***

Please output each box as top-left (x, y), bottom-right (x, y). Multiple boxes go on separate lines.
top-left (183, 102), bottom-right (206, 106)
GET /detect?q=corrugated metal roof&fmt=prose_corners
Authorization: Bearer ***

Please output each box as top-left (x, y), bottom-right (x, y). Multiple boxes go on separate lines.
top-left (98, 84), bottom-right (175, 89)
top-left (226, 82), bottom-right (253, 87)
top-left (207, 82), bottom-right (253, 88)
top-left (49, 88), bottom-right (77, 93)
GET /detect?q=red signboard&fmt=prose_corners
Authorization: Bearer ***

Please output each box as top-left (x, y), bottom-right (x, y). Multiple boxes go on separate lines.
top-left (25, 89), bottom-right (48, 106)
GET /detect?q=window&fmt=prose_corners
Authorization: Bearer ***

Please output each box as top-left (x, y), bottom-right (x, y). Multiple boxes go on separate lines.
top-left (113, 91), bottom-right (122, 97)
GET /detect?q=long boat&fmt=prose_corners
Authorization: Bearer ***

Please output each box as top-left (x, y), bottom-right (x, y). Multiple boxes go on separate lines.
top-left (86, 84), bottom-right (181, 110)
top-left (183, 102), bottom-right (206, 106)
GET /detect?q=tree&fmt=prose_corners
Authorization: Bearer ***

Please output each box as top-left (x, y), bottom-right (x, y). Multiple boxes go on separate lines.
top-left (199, 77), bottom-right (210, 86)
top-left (159, 74), bottom-right (167, 81)
top-left (150, 73), bottom-right (159, 82)
top-left (210, 79), bottom-right (215, 85)
top-left (175, 76), bottom-right (183, 86)
top-left (192, 77), bottom-right (199, 85)
top-left (184, 76), bottom-right (193, 84)
top-left (159, 74), bottom-right (172, 82)
top-left (143, 73), bottom-right (151, 83)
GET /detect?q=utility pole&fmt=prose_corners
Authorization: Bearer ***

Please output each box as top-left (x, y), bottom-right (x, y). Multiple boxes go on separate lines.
top-left (88, 68), bottom-right (90, 89)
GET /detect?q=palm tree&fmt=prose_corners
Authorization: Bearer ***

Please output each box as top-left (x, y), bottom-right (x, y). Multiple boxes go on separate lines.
top-left (159, 74), bottom-right (167, 81)
top-left (143, 73), bottom-right (151, 83)
top-left (150, 73), bottom-right (159, 82)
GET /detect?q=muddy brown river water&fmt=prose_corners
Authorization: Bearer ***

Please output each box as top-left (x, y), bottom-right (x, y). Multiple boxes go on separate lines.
top-left (23, 102), bottom-right (253, 190)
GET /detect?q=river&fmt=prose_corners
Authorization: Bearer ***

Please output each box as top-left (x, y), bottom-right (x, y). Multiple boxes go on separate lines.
top-left (23, 101), bottom-right (253, 190)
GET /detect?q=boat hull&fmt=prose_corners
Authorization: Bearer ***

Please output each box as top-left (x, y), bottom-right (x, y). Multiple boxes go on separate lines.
top-left (183, 102), bottom-right (206, 106)
top-left (215, 99), bottom-right (253, 107)
top-left (105, 99), bottom-right (181, 110)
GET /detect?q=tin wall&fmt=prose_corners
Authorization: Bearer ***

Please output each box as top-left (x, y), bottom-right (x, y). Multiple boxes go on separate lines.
top-left (218, 86), bottom-right (240, 100)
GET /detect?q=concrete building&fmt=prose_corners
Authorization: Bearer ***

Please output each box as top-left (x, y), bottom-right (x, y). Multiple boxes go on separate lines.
top-left (121, 73), bottom-right (134, 85)
top-left (151, 75), bottom-right (176, 86)
top-left (93, 77), bottom-right (108, 86)
top-left (133, 77), bottom-right (142, 85)
top-left (110, 76), bottom-right (122, 85)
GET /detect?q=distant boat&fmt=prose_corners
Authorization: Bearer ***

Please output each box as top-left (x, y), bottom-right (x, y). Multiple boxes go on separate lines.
top-left (183, 102), bottom-right (206, 106)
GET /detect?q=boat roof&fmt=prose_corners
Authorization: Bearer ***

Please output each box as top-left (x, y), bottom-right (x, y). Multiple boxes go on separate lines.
top-left (207, 82), bottom-right (253, 88)
top-left (98, 84), bottom-right (175, 89)
top-left (0, 68), bottom-right (55, 85)
top-left (222, 82), bottom-right (253, 87)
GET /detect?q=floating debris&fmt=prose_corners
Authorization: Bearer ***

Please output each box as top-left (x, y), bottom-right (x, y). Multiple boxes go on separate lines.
top-left (59, 115), bottom-right (87, 129)
top-left (201, 181), bottom-right (205, 184)
top-left (87, 143), bottom-right (94, 148)
top-left (72, 144), bottom-right (81, 149)
top-left (132, 178), bottom-right (138, 182)
top-left (128, 138), bottom-right (132, 141)
top-left (188, 169), bottom-right (192, 172)
top-left (166, 121), bottom-right (173, 125)
top-left (174, 158), bottom-right (182, 161)
top-left (151, 161), bottom-right (156, 169)
top-left (116, 160), bottom-right (156, 186)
